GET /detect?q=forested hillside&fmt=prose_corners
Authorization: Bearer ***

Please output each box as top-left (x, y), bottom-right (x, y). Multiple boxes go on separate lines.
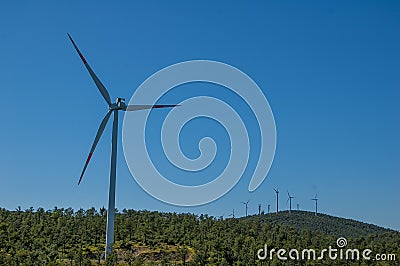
top-left (0, 207), bottom-right (399, 265)
top-left (251, 211), bottom-right (397, 238)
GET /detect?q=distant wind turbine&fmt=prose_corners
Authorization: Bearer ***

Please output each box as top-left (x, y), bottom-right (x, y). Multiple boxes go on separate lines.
top-left (267, 204), bottom-right (270, 214)
top-left (258, 204), bottom-right (261, 215)
top-left (241, 200), bottom-right (250, 217)
top-left (287, 191), bottom-right (294, 214)
top-left (228, 209), bottom-right (235, 219)
top-left (312, 194), bottom-right (318, 216)
top-left (274, 188), bottom-right (279, 213)
top-left (68, 34), bottom-right (178, 258)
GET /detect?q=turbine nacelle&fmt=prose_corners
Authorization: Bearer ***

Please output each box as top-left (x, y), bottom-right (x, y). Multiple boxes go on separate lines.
top-left (109, 97), bottom-right (126, 110)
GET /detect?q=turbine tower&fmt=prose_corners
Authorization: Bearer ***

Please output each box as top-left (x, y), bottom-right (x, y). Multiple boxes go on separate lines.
top-left (274, 188), bottom-right (279, 213)
top-left (258, 204), bottom-right (261, 215)
top-left (241, 200), bottom-right (250, 217)
top-left (267, 204), bottom-right (270, 214)
top-left (68, 34), bottom-right (178, 257)
top-left (287, 191), bottom-right (294, 214)
top-left (312, 194), bottom-right (318, 216)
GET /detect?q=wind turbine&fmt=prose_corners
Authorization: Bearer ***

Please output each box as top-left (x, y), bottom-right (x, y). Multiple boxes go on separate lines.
top-left (287, 191), bottom-right (294, 214)
top-left (241, 200), bottom-right (250, 217)
top-left (297, 203), bottom-right (299, 211)
top-left (312, 194), bottom-right (318, 216)
top-left (258, 204), bottom-right (261, 215)
top-left (68, 34), bottom-right (178, 257)
top-left (274, 188), bottom-right (279, 213)
top-left (267, 204), bottom-right (270, 214)
top-left (228, 209), bottom-right (235, 219)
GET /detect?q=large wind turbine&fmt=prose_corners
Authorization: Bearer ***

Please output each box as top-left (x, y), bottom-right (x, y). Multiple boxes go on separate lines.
top-left (68, 34), bottom-right (178, 257)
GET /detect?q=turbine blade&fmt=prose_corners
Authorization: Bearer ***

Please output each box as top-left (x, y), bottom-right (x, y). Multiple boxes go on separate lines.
top-left (67, 34), bottom-right (112, 106)
top-left (124, 104), bottom-right (180, 111)
top-left (78, 111), bottom-right (112, 185)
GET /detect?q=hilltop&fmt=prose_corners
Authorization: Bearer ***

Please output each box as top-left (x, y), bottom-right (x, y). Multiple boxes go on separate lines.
top-left (247, 210), bottom-right (398, 238)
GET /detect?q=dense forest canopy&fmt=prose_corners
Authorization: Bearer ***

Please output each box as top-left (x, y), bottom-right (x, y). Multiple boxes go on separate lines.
top-left (0, 207), bottom-right (398, 265)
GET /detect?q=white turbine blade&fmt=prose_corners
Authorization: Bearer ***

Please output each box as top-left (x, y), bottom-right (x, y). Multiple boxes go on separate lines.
top-left (68, 34), bottom-right (112, 106)
top-left (78, 110), bottom-right (112, 185)
top-left (124, 104), bottom-right (180, 111)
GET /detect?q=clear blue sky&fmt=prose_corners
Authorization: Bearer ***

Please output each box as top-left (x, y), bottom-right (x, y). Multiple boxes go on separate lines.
top-left (0, 1), bottom-right (399, 230)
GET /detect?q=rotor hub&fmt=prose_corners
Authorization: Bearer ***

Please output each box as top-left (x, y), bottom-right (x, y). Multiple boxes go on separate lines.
top-left (109, 97), bottom-right (126, 110)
